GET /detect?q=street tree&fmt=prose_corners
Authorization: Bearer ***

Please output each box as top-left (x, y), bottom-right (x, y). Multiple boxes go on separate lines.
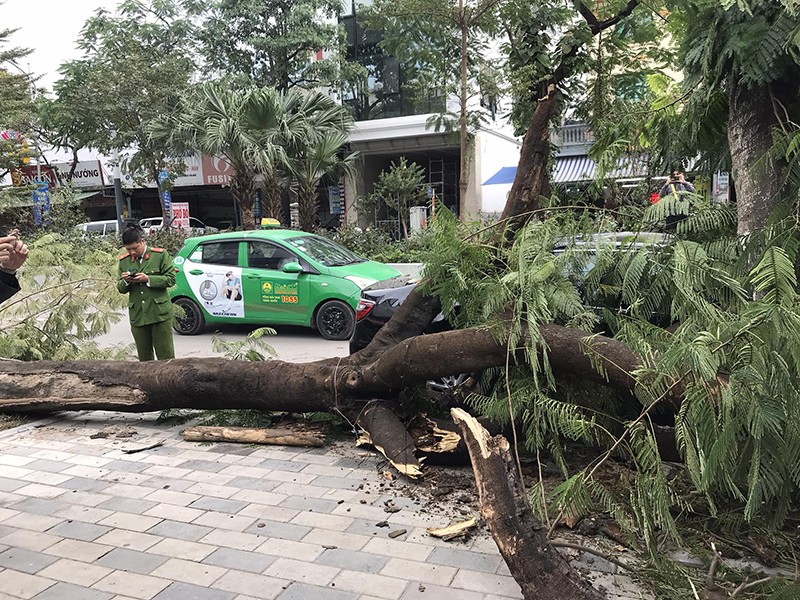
top-left (289, 130), bottom-right (357, 231)
top-left (189, 0), bottom-right (350, 91)
top-left (364, 0), bottom-right (502, 219)
top-left (360, 158), bottom-right (429, 239)
top-left (0, 27), bottom-right (34, 182)
top-left (46, 0), bottom-right (195, 218)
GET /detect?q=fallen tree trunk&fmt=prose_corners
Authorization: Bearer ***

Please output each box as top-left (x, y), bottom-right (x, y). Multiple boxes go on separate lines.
top-left (452, 408), bottom-right (606, 600)
top-left (0, 324), bottom-right (670, 412)
top-left (182, 426), bottom-right (325, 447)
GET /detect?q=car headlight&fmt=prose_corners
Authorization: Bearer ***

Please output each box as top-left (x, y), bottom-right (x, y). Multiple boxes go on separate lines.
top-left (345, 275), bottom-right (377, 290)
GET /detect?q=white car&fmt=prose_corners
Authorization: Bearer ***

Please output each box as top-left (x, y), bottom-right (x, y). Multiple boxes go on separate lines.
top-left (75, 220), bottom-right (120, 236)
top-left (139, 217), bottom-right (218, 236)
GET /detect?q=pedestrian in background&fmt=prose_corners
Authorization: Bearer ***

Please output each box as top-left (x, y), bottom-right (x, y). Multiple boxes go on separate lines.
top-left (0, 229), bottom-right (29, 304)
top-left (117, 227), bottom-right (176, 361)
top-left (658, 170), bottom-right (696, 230)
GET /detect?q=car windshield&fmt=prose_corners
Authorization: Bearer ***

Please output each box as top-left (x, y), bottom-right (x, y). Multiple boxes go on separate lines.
top-left (285, 235), bottom-right (365, 267)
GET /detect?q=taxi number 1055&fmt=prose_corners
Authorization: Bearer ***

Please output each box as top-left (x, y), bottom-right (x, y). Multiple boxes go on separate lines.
top-left (281, 295), bottom-right (299, 304)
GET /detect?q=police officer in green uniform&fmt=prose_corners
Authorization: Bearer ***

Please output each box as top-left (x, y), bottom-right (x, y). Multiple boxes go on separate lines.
top-left (117, 227), bottom-right (176, 361)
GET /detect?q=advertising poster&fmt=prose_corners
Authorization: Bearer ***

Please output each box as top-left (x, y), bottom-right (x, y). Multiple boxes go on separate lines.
top-left (184, 265), bottom-right (245, 318)
top-left (172, 202), bottom-right (190, 230)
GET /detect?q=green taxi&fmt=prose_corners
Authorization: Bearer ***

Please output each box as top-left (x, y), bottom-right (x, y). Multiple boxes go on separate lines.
top-left (170, 229), bottom-right (401, 340)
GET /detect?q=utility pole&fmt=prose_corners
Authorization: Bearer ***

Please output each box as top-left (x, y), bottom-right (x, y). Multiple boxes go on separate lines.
top-left (113, 150), bottom-right (125, 230)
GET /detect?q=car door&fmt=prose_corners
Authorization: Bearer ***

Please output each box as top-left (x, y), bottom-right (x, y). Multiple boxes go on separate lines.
top-left (183, 239), bottom-right (245, 319)
top-left (242, 240), bottom-right (310, 324)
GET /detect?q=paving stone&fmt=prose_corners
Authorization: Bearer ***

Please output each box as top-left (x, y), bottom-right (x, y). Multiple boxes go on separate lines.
top-left (21, 471), bottom-right (73, 486)
top-left (8, 498), bottom-right (70, 517)
top-left (302, 529), bottom-right (371, 552)
top-left (177, 460), bottom-right (228, 473)
top-left (91, 570), bottom-right (171, 599)
top-left (280, 496), bottom-right (343, 514)
top-left (211, 570), bottom-right (289, 599)
top-left (449, 570), bottom-right (523, 598)
top-left (0, 453), bottom-right (35, 466)
top-left (142, 488), bottom-right (201, 507)
top-left (102, 482), bottom-right (156, 499)
top-left (0, 476), bottom-right (27, 492)
top-left (185, 482), bottom-right (242, 499)
top-left (315, 548), bottom-right (388, 574)
top-left (218, 465), bottom-right (272, 480)
top-left (47, 520), bottom-right (112, 542)
top-left (144, 503), bottom-right (206, 524)
top-left (59, 477), bottom-right (112, 492)
top-left (0, 465), bottom-right (32, 479)
top-left (307, 475), bottom-right (363, 491)
top-left (399, 583), bottom-right (484, 600)
top-left (150, 557), bottom-right (228, 586)
top-left (52, 504), bottom-right (114, 524)
top-left (98, 511), bottom-right (162, 532)
top-left (31, 580), bottom-right (113, 600)
top-left (38, 558), bottom-right (114, 586)
top-left (147, 519), bottom-right (213, 542)
top-left (97, 548), bottom-right (170, 574)
top-left (44, 539), bottom-right (113, 563)
top-left (193, 511), bottom-right (257, 532)
top-left (152, 581), bottom-right (236, 600)
top-left (146, 538), bottom-right (217, 562)
top-left (203, 547), bottom-right (276, 573)
top-left (362, 539), bottom-right (432, 563)
top-left (0, 507), bottom-right (20, 523)
top-left (103, 460), bottom-right (153, 474)
top-left (0, 568), bottom-right (56, 599)
top-left (345, 518), bottom-right (399, 539)
top-left (290, 511), bottom-right (354, 533)
top-left (427, 546), bottom-right (503, 574)
top-left (0, 529), bottom-right (62, 552)
top-left (255, 459), bottom-right (306, 473)
top-left (199, 529), bottom-right (268, 552)
top-left (93, 529), bottom-right (163, 552)
top-left (99, 497), bottom-right (160, 516)
top-left (224, 476), bottom-right (281, 493)
top-left (189, 497), bottom-right (249, 514)
top-left (256, 538), bottom-right (324, 562)
top-left (64, 491), bottom-right (114, 508)
top-left (206, 443), bottom-right (256, 457)
top-left (0, 547), bottom-right (60, 574)
top-left (276, 582), bottom-right (358, 600)
top-left (238, 503), bottom-right (298, 522)
top-left (229, 489), bottom-right (286, 506)
top-left (380, 558), bottom-right (456, 587)
top-left (330, 570), bottom-right (409, 600)
top-left (243, 519), bottom-right (311, 541)
top-left (272, 482), bottom-right (332, 499)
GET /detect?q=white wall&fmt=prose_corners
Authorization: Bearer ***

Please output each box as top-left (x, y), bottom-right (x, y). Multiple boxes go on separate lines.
top-left (477, 128), bottom-right (521, 216)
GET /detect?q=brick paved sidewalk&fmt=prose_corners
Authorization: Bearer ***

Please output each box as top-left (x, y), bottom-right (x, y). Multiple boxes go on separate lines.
top-left (0, 412), bottom-right (649, 600)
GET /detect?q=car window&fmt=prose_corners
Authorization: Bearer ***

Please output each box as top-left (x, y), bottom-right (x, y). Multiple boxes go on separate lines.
top-left (285, 235), bottom-right (364, 267)
top-left (198, 241), bottom-right (240, 266)
top-left (86, 223), bottom-right (105, 233)
top-left (105, 222), bottom-right (118, 234)
top-left (189, 218), bottom-right (204, 228)
top-left (247, 241), bottom-right (296, 270)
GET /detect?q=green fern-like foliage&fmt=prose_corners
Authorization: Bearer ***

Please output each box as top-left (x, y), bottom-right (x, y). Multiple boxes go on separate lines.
top-left (420, 204), bottom-right (800, 567)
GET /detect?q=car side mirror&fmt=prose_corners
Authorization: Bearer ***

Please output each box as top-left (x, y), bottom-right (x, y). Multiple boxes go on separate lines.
top-left (281, 261), bottom-right (303, 274)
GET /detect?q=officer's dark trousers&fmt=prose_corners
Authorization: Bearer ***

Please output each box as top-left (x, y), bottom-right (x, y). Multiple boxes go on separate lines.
top-left (131, 320), bottom-right (175, 361)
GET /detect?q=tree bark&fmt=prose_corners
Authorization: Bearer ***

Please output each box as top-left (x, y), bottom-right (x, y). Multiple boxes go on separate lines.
top-left (261, 174), bottom-right (285, 224)
top-left (452, 408), bottom-right (606, 600)
top-left (182, 426), bottom-right (324, 447)
top-left (232, 170), bottom-right (257, 229)
top-left (0, 324), bottom-right (665, 412)
top-left (728, 80), bottom-right (786, 237)
top-left (458, 0), bottom-right (469, 219)
top-left (500, 89), bottom-right (558, 232)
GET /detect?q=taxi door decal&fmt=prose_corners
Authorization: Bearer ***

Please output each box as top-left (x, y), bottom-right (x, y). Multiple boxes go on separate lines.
top-left (186, 266), bottom-right (245, 318)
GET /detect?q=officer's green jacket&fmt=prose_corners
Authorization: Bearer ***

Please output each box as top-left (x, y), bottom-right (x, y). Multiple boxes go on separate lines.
top-left (117, 245), bottom-right (175, 326)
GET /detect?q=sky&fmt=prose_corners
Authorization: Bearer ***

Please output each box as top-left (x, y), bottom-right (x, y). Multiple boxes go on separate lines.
top-left (3, 0), bottom-right (119, 92)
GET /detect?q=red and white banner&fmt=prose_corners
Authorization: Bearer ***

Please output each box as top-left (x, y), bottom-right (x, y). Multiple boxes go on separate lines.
top-left (202, 155), bottom-right (235, 185)
top-left (172, 202), bottom-right (190, 230)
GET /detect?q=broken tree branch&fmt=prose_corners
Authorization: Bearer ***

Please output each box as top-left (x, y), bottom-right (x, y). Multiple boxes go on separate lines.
top-left (182, 426), bottom-right (325, 447)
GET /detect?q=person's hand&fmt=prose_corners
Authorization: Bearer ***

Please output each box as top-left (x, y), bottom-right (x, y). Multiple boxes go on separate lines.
top-left (133, 273), bottom-right (149, 284)
top-left (121, 271), bottom-right (132, 282)
top-left (675, 172), bottom-right (686, 183)
top-left (0, 231), bottom-right (29, 273)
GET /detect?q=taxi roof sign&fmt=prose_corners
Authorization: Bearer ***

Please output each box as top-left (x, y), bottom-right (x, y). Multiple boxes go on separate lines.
top-left (260, 218), bottom-right (282, 229)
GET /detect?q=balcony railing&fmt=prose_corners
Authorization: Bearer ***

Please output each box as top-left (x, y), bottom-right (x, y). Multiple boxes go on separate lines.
top-left (551, 123), bottom-right (594, 146)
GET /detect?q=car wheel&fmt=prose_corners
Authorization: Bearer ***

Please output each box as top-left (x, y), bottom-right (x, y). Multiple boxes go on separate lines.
top-left (426, 373), bottom-right (480, 407)
top-left (316, 300), bottom-right (355, 341)
top-left (173, 297), bottom-right (205, 335)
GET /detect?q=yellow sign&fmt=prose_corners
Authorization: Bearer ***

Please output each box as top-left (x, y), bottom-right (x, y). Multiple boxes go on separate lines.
top-left (261, 281), bottom-right (273, 294)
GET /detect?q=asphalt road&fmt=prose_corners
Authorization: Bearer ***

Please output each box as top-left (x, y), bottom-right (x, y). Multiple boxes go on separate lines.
top-left (95, 315), bottom-right (350, 362)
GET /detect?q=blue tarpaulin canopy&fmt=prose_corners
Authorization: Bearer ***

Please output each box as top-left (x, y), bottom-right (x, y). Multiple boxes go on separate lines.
top-left (482, 166), bottom-right (517, 185)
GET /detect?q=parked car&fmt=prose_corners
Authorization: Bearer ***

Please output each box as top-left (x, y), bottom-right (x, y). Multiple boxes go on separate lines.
top-left (349, 231), bottom-right (670, 397)
top-left (75, 220), bottom-right (119, 236)
top-left (140, 216), bottom-right (219, 236)
top-left (170, 229), bottom-right (402, 340)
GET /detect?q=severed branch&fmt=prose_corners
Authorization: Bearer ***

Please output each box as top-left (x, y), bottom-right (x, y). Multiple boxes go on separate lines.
top-left (182, 426), bottom-right (325, 447)
top-left (452, 408), bottom-right (606, 599)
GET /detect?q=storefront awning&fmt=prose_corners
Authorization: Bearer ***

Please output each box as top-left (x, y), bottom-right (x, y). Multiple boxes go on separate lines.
top-left (483, 154), bottom-right (651, 187)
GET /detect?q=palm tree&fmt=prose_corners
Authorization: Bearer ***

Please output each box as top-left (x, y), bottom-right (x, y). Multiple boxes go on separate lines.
top-left (151, 85), bottom-right (287, 229)
top-left (289, 130), bottom-right (358, 231)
